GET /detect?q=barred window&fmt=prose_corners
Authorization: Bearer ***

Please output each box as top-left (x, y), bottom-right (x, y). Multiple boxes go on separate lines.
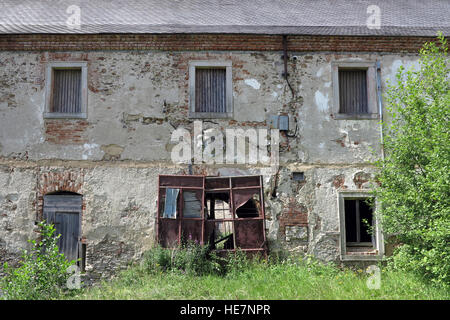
top-left (195, 68), bottom-right (227, 113)
top-left (332, 61), bottom-right (378, 120)
top-left (51, 69), bottom-right (82, 114)
top-left (189, 61), bottom-right (232, 118)
top-left (44, 62), bottom-right (87, 119)
top-left (338, 69), bottom-right (368, 114)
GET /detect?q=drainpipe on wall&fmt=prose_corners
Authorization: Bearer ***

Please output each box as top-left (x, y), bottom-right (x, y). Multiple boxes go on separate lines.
top-left (376, 61), bottom-right (385, 161)
top-left (282, 35), bottom-right (295, 98)
top-left (272, 35), bottom-right (299, 198)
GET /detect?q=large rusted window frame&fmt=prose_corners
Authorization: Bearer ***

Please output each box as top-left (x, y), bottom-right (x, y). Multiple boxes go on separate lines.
top-left (157, 175), bottom-right (267, 256)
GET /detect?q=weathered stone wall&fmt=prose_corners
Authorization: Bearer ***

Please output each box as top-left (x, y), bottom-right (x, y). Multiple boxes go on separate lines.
top-left (0, 36), bottom-right (422, 279)
top-left (0, 50), bottom-right (419, 162)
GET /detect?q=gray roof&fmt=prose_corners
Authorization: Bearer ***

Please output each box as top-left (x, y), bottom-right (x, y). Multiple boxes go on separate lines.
top-left (0, 0), bottom-right (449, 36)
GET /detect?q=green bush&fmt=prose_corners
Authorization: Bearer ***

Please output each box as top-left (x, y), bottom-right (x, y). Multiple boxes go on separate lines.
top-left (375, 33), bottom-right (450, 288)
top-left (0, 221), bottom-right (77, 300)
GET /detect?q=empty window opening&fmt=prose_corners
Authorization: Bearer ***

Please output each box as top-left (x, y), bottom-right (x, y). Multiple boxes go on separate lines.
top-left (338, 69), bottom-right (368, 114)
top-left (344, 198), bottom-right (374, 247)
top-left (208, 221), bottom-right (234, 250)
top-left (236, 195), bottom-right (260, 218)
top-left (206, 192), bottom-right (231, 220)
top-left (292, 172), bottom-right (305, 181)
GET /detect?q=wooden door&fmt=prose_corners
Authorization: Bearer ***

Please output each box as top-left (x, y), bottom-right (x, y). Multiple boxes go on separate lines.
top-left (43, 194), bottom-right (82, 262)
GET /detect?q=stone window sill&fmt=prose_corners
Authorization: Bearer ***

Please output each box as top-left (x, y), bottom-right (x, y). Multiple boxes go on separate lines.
top-left (44, 112), bottom-right (87, 119)
top-left (333, 113), bottom-right (379, 120)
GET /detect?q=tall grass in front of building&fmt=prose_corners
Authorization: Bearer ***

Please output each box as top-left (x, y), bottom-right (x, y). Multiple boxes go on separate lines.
top-left (74, 245), bottom-right (449, 300)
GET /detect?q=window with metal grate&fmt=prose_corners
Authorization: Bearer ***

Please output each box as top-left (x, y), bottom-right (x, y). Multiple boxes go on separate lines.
top-left (51, 69), bottom-right (82, 114)
top-left (338, 69), bottom-right (368, 114)
top-left (195, 68), bottom-right (227, 113)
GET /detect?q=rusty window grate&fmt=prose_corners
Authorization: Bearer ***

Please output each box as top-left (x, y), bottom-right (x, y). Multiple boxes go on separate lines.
top-left (157, 175), bottom-right (267, 256)
top-left (195, 68), bottom-right (227, 113)
top-left (338, 69), bottom-right (368, 114)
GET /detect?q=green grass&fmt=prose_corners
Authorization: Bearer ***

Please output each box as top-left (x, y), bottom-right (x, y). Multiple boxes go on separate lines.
top-left (72, 259), bottom-right (449, 300)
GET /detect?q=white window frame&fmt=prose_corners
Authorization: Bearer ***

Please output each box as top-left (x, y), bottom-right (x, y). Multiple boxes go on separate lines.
top-left (189, 61), bottom-right (233, 119)
top-left (332, 61), bottom-right (378, 120)
top-left (338, 190), bottom-right (384, 261)
top-left (44, 61), bottom-right (88, 119)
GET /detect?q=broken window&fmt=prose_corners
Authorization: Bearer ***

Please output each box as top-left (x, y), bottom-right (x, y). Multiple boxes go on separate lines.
top-left (157, 175), bottom-right (267, 256)
top-left (44, 62), bottom-right (88, 119)
top-left (338, 69), bottom-right (368, 115)
top-left (189, 61), bottom-right (232, 118)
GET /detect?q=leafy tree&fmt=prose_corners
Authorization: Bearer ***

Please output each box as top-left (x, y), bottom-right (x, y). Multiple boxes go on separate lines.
top-left (375, 33), bottom-right (449, 287)
top-left (0, 221), bottom-right (77, 299)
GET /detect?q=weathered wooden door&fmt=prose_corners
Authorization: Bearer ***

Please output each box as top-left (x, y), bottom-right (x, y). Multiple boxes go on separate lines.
top-left (43, 194), bottom-right (82, 262)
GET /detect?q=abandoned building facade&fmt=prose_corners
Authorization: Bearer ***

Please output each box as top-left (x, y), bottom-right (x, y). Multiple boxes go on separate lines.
top-left (0, 1), bottom-right (448, 280)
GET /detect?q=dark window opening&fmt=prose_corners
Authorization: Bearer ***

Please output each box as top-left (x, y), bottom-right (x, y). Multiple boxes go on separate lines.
top-left (157, 175), bottom-right (267, 256)
top-left (236, 196), bottom-right (260, 218)
top-left (206, 192), bottom-right (231, 220)
top-left (51, 68), bottom-right (82, 114)
top-left (338, 69), bottom-right (368, 115)
top-left (292, 172), bottom-right (305, 181)
top-left (344, 198), bottom-right (374, 247)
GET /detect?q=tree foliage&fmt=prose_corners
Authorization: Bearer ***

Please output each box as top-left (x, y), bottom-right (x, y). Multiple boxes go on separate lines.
top-left (375, 33), bottom-right (449, 287)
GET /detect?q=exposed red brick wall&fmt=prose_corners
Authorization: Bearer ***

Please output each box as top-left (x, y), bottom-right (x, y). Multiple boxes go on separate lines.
top-left (36, 169), bottom-right (85, 220)
top-left (353, 171), bottom-right (372, 189)
top-left (332, 174), bottom-right (346, 189)
top-left (0, 34), bottom-right (440, 53)
top-left (278, 198), bottom-right (308, 236)
top-left (45, 119), bottom-right (89, 145)
top-left (37, 168), bottom-right (85, 219)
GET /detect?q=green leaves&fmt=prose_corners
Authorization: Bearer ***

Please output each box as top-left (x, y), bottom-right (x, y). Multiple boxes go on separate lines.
top-left (375, 33), bottom-right (450, 288)
top-left (0, 221), bottom-right (77, 300)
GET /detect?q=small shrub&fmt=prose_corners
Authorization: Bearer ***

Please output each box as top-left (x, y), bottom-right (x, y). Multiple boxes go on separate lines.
top-left (141, 244), bottom-right (172, 272)
top-left (0, 221), bottom-right (77, 300)
top-left (183, 241), bottom-right (221, 276)
top-left (142, 242), bottom-right (222, 276)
